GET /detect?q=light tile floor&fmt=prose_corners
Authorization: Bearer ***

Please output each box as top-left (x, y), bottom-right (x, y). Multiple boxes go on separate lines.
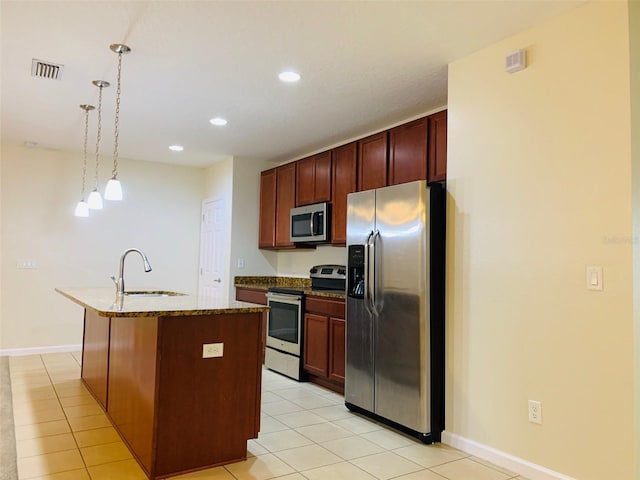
top-left (8, 353), bottom-right (529, 480)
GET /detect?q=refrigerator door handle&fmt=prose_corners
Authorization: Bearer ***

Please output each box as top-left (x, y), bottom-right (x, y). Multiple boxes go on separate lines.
top-left (370, 230), bottom-right (382, 316)
top-left (363, 230), bottom-right (375, 316)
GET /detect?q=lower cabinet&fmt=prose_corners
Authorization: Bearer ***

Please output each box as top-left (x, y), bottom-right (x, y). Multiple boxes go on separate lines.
top-left (303, 296), bottom-right (345, 393)
top-left (235, 287), bottom-right (268, 363)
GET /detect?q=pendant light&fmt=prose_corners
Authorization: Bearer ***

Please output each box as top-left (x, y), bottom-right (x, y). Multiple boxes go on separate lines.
top-left (74, 104), bottom-right (95, 217)
top-left (104, 43), bottom-right (131, 201)
top-left (88, 79), bottom-right (109, 210)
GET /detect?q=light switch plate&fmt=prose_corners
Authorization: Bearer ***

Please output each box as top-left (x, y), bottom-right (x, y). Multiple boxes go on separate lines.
top-left (202, 343), bottom-right (224, 358)
top-left (586, 266), bottom-right (603, 291)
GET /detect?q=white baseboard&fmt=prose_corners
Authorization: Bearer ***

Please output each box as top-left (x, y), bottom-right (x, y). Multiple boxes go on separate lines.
top-left (442, 431), bottom-right (576, 480)
top-left (0, 344), bottom-right (82, 357)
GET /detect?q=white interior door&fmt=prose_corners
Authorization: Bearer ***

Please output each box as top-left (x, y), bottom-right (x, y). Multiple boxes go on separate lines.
top-left (199, 197), bottom-right (228, 298)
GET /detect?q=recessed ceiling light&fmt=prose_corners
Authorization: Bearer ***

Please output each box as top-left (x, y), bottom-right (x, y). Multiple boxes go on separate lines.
top-left (169, 145), bottom-right (184, 152)
top-left (278, 70), bottom-right (301, 83)
top-left (209, 117), bottom-right (228, 126)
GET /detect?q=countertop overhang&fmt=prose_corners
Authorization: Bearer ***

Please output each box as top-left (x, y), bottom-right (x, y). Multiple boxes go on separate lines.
top-left (56, 287), bottom-right (270, 318)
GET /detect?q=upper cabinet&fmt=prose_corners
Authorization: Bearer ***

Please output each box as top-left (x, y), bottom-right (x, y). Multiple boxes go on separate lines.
top-left (331, 142), bottom-right (357, 245)
top-left (427, 110), bottom-right (447, 183)
top-left (258, 163), bottom-right (297, 249)
top-left (258, 110), bottom-right (447, 250)
top-left (296, 151), bottom-right (332, 206)
top-left (357, 132), bottom-right (388, 192)
top-left (258, 168), bottom-right (277, 248)
top-left (275, 163), bottom-right (297, 248)
top-left (388, 117), bottom-right (427, 185)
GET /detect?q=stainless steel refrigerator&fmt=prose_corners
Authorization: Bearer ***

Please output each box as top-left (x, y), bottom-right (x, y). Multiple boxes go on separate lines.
top-left (345, 180), bottom-right (445, 443)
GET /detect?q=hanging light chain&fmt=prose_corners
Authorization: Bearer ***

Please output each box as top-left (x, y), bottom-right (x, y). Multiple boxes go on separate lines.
top-left (94, 84), bottom-right (104, 188)
top-left (111, 50), bottom-right (123, 179)
top-left (82, 107), bottom-right (89, 196)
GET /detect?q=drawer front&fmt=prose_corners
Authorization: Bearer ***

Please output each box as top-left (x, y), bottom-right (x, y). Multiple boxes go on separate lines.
top-left (235, 288), bottom-right (268, 305)
top-left (305, 296), bottom-right (345, 318)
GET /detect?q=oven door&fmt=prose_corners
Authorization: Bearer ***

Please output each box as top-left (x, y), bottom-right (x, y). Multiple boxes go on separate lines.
top-left (266, 292), bottom-right (302, 356)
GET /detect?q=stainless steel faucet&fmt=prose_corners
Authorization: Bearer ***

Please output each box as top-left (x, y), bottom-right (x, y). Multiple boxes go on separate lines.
top-left (110, 248), bottom-right (152, 297)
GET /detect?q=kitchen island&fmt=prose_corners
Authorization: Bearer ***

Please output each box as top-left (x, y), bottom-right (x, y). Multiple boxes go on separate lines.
top-left (56, 287), bottom-right (269, 480)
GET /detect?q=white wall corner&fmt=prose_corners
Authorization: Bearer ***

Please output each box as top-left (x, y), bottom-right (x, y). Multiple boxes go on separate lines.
top-left (441, 431), bottom-right (577, 480)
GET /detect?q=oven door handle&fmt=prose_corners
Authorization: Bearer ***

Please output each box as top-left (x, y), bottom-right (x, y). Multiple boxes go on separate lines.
top-left (266, 292), bottom-right (302, 303)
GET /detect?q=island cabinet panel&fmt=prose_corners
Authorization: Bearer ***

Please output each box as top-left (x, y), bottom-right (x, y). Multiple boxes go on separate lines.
top-left (331, 142), bottom-right (357, 245)
top-left (103, 312), bottom-right (263, 480)
top-left (275, 163), bottom-right (296, 248)
top-left (303, 296), bottom-right (345, 393)
top-left (389, 117), bottom-right (428, 186)
top-left (427, 110), bottom-right (448, 183)
top-left (358, 132), bottom-right (388, 192)
top-left (258, 168), bottom-right (277, 248)
top-left (154, 314), bottom-right (262, 478)
top-left (107, 316), bottom-right (158, 473)
top-left (81, 309), bottom-right (110, 409)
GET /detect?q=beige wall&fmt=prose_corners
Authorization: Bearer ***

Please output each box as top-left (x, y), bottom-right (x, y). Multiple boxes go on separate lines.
top-left (629, 1), bottom-right (640, 477)
top-left (0, 142), bottom-right (205, 350)
top-left (446, 2), bottom-right (634, 479)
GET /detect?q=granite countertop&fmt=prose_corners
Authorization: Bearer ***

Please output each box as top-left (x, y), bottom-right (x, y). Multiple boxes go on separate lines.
top-left (234, 276), bottom-right (346, 300)
top-left (56, 287), bottom-right (269, 318)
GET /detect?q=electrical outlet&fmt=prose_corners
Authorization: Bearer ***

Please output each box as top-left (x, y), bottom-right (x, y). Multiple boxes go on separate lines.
top-left (528, 400), bottom-right (542, 424)
top-left (202, 343), bottom-right (223, 358)
top-left (237, 257), bottom-right (245, 269)
top-left (17, 259), bottom-right (37, 269)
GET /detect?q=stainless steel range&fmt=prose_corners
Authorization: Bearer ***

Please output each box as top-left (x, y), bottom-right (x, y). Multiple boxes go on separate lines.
top-left (265, 286), bottom-right (305, 380)
top-left (265, 265), bottom-right (346, 381)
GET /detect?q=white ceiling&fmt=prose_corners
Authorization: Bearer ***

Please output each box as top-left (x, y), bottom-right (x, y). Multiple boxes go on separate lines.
top-left (1, 1), bottom-right (582, 167)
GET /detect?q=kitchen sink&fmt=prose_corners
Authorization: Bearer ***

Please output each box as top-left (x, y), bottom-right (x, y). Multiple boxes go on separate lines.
top-left (124, 290), bottom-right (186, 297)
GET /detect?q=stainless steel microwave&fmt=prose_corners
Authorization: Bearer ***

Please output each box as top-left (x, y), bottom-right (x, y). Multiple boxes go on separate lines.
top-left (290, 202), bottom-right (331, 243)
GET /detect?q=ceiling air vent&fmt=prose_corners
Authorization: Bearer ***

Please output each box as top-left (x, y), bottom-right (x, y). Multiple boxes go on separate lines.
top-left (31, 59), bottom-right (63, 80)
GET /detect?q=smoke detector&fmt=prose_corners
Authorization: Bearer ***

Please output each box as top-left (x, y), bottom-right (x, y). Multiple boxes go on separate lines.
top-left (31, 59), bottom-right (63, 80)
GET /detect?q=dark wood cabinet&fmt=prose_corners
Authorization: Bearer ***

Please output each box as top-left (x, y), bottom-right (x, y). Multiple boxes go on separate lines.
top-left (296, 152), bottom-right (332, 206)
top-left (328, 318), bottom-right (346, 382)
top-left (358, 132), bottom-right (388, 191)
top-left (303, 313), bottom-right (329, 378)
top-left (275, 162), bottom-right (296, 248)
top-left (331, 142), bottom-right (357, 245)
top-left (389, 117), bottom-right (428, 185)
top-left (235, 287), bottom-right (268, 363)
top-left (81, 309), bottom-right (110, 409)
top-left (427, 110), bottom-right (447, 183)
top-left (81, 309), bottom-right (263, 480)
top-left (258, 169), bottom-right (277, 248)
top-left (303, 296), bottom-right (345, 393)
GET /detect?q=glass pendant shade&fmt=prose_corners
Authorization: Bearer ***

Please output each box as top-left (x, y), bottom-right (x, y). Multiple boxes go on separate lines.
top-left (87, 189), bottom-right (103, 210)
top-left (74, 200), bottom-right (89, 217)
top-left (104, 177), bottom-right (123, 201)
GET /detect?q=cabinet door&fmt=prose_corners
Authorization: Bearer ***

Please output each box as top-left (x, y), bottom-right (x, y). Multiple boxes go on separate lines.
top-left (258, 169), bottom-right (277, 248)
top-left (428, 110), bottom-right (447, 183)
top-left (296, 152), bottom-right (332, 206)
top-left (328, 317), bottom-right (345, 383)
top-left (235, 288), bottom-right (268, 363)
top-left (389, 117), bottom-right (427, 186)
top-left (295, 156), bottom-right (315, 206)
top-left (303, 313), bottom-right (328, 377)
top-left (275, 163), bottom-right (296, 247)
top-left (314, 151), bottom-right (332, 202)
top-left (331, 142), bottom-right (357, 245)
top-left (358, 132), bottom-right (388, 191)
